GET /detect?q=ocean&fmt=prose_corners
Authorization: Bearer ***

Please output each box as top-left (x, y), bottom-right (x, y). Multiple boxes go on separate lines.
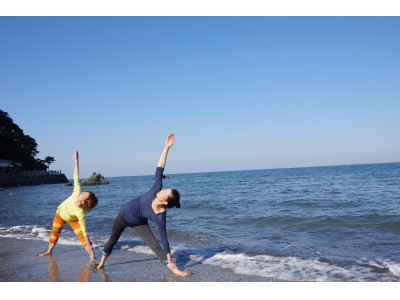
top-left (1, 162), bottom-right (399, 282)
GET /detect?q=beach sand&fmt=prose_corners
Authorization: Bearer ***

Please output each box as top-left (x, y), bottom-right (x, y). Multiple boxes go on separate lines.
top-left (0, 236), bottom-right (275, 299)
top-left (0, 237), bottom-right (270, 282)
top-left (1, 237), bottom-right (390, 300)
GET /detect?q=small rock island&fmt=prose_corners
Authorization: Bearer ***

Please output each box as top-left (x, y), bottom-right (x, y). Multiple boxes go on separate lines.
top-left (81, 172), bottom-right (109, 186)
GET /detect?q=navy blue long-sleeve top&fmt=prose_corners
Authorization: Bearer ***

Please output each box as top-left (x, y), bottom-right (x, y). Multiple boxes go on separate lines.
top-left (119, 167), bottom-right (170, 254)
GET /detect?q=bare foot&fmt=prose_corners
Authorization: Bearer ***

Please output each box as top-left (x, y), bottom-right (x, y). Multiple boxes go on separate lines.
top-left (39, 252), bottom-right (52, 256)
top-left (167, 264), bottom-right (189, 277)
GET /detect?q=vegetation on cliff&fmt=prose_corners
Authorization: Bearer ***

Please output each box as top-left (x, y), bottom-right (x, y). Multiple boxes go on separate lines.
top-left (0, 109), bottom-right (55, 171)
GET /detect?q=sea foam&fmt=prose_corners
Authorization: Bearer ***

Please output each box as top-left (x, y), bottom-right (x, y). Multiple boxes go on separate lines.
top-left (0, 225), bottom-right (80, 246)
top-left (189, 251), bottom-right (399, 282)
top-left (126, 245), bottom-right (154, 255)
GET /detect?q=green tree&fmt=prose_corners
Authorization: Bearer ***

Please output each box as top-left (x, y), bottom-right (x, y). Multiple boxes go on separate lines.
top-left (0, 109), bottom-right (48, 170)
top-left (43, 156), bottom-right (55, 170)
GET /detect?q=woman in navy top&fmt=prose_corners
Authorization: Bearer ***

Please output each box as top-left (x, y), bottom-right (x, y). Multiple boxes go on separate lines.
top-left (97, 133), bottom-right (187, 276)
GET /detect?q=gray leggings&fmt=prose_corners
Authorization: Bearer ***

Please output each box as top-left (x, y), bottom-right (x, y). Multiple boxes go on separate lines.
top-left (102, 214), bottom-right (167, 262)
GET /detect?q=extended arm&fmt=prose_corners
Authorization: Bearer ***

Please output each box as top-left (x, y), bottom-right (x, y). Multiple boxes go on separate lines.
top-left (157, 133), bottom-right (174, 168)
top-left (74, 151), bottom-right (79, 177)
top-left (74, 151), bottom-right (95, 261)
top-left (84, 234), bottom-right (95, 261)
top-left (73, 151), bottom-right (81, 194)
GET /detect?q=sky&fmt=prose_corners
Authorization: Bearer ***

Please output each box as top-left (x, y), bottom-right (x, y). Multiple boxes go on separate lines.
top-left (1, 15), bottom-right (399, 178)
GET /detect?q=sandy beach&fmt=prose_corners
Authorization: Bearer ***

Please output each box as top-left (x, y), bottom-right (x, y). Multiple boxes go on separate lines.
top-left (0, 237), bottom-right (270, 282)
top-left (0, 236), bottom-right (277, 299)
top-left (0, 238), bottom-right (395, 300)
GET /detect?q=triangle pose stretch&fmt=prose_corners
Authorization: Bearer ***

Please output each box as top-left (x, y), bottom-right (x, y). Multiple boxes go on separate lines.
top-left (39, 151), bottom-right (99, 260)
top-left (97, 133), bottom-right (188, 276)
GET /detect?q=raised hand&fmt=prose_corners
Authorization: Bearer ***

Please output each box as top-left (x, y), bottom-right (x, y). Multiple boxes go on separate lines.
top-left (165, 133), bottom-right (175, 148)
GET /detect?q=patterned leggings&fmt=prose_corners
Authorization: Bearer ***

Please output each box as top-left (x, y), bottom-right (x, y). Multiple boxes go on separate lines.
top-left (49, 213), bottom-right (87, 248)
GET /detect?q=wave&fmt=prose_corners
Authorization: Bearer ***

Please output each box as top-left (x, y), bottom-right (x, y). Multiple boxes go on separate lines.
top-left (188, 251), bottom-right (400, 282)
top-left (122, 244), bottom-right (155, 255)
top-left (387, 262), bottom-right (400, 276)
top-left (0, 225), bottom-right (107, 247)
top-left (116, 242), bottom-right (400, 281)
top-left (0, 225), bottom-right (82, 246)
top-left (0, 224), bottom-right (150, 250)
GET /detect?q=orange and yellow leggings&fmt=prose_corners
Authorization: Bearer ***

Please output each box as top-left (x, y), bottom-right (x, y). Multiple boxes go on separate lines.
top-left (49, 213), bottom-right (87, 248)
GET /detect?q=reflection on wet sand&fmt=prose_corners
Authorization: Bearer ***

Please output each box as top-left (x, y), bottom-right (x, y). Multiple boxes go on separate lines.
top-left (47, 257), bottom-right (110, 282)
top-left (48, 256), bottom-right (62, 282)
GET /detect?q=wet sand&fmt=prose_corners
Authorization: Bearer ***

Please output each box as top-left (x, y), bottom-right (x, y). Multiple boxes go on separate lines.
top-left (0, 237), bottom-right (393, 300)
top-left (0, 236), bottom-right (276, 299)
top-left (0, 237), bottom-right (270, 282)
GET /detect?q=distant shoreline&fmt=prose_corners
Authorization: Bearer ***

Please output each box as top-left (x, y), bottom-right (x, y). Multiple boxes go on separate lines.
top-left (0, 172), bottom-right (69, 188)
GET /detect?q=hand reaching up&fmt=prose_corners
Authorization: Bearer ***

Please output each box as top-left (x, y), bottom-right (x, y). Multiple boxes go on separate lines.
top-left (165, 133), bottom-right (175, 149)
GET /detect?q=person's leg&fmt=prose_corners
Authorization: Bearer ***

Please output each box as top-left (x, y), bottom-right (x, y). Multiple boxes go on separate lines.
top-left (133, 224), bottom-right (167, 262)
top-left (69, 220), bottom-right (87, 248)
top-left (39, 214), bottom-right (66, 256)
top-left (133, 225), bottom-right (189, 277)
top-left (97, 214), bottom-right (128, 269)
top-left (102, 214), bottom-right (129, 256)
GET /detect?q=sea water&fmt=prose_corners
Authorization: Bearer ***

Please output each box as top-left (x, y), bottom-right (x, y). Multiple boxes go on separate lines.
top-left (1, 163), bottom-right (399, 281)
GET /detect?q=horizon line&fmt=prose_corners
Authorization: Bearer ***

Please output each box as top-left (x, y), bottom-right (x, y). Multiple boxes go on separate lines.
top-left (71, 160), bottom-right (400, 179)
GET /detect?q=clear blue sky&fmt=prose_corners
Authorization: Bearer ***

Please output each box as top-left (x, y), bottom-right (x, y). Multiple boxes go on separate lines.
top-left (1, 17), bottom-right (399, 178)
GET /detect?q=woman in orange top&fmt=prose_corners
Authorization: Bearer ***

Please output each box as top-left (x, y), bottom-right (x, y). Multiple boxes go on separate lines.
top-left (39, 151), bottom-right (98, 260)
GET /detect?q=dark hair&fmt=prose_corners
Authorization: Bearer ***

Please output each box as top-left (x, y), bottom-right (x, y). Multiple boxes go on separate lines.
top-left (166, 189), bottom-right (180, 208)
top-left (82, 191), bottom-right (98, 212)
